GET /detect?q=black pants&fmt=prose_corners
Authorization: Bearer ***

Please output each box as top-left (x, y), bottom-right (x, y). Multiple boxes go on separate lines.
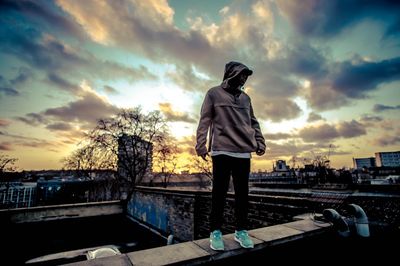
top-left (210, 155), bottom-right (250, 232)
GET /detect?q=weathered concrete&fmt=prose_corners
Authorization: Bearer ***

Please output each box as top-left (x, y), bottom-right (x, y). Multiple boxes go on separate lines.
top-left (64, 254), bottom-right (133, 266)
top-left (0, 200), bottom-right (122, 223)
top-left (63, 214), bottom-right (332, 266)
top-left (127, 242), bottom-right (209, 265)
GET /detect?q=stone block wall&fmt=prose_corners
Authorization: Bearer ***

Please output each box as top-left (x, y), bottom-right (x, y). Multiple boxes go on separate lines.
top-left (127, 188), bottom-right (196, 241)
top-left (127, 186), bottom-right (400, 242)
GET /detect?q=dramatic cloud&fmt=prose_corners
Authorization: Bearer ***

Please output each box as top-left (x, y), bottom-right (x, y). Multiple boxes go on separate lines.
top-left (18, 82), bottom-right (120, 130)
top-left (16, 113), bottom-right (48, 126)
top-left (103, 85), bottom-right (119, 95)
top-left (0, 119), bottom-right (11, 127)
top-left (0, 86), bottom-right (19, 97)
top-left (43, 85), bottom-right (120, 128)
top-left (331, 57), bottom-right (400, 98)
top-left (0, 0), bottom-right (85, 39)
top-left (159, 103), bottom-right (196, 123)
top-left (276, 0), bottom-right (400, 38)
top-left (264, 132), bottom-right (292, 141)
top-left (1, 0), bottom-right (399, 170)
top-left (373, 104), bottom-right (400, 112)
top-left (373, 134), bottom-right (400, 146)
top-left (307, 112), bottom-right (324, 122)
top-left (253, 97), bottom-right (302, 122)
top-left (0, 142), bottom-right (12, 151)
top-left (0, 24), bottom-right (157, 94)
top-left (46, 122), bottom-right (74, 131)
top-left (298, 120), bottom-right (367, 143)
top-left (336, 120), bottom-right (366, 138)
top-left (359, 115), bottom-right (384, 123)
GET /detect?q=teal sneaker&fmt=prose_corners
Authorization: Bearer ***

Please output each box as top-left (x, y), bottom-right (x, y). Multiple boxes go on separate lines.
top-left (210, 230), bottom-right (224, 251)
top-left (234, 230), bottom-right (254, 248)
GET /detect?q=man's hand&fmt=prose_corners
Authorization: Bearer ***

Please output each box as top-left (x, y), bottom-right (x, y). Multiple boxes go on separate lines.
top-left (256, 149), bottom-right (265, 156)
top-left (200, 153), bottom-right (209, 161)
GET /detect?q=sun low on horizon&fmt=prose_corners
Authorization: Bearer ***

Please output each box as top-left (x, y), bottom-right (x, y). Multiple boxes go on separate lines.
top-left (0, 0), bottom-right (399, 172)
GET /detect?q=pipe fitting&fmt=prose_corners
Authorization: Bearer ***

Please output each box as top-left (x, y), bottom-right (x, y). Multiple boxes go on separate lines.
top-left (323, 208), bottom-right (350, 237)
top-left (347, 204), bottom-right (370, 237)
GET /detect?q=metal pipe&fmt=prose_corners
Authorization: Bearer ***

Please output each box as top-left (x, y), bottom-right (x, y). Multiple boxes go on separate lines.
top-left (323, 208), bottom-right (350, 237)
top-left (347, 204), bottom-right (370, 237)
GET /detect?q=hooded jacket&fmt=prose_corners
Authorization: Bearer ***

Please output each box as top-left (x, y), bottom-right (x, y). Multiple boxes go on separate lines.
top-left (195, 61), bottom-right (266, 156)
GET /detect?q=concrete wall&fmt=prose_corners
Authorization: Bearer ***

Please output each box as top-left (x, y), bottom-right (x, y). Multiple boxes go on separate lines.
top-left (126, 187), bottom-right (309, 241)
top-left (127, 186), bottom-right (400, 242)
top-left (0, 200), bottom-right (122, 223)
top-left (127, 188), bottom-right (196, 241)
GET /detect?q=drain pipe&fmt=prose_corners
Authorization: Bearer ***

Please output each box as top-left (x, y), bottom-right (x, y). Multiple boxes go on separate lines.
top-left (347, 204), bottom-right (370, 237)
top-left (167, 235), bottom-right (174, 245)
top-left (323, 208), bottom-right (350, 237)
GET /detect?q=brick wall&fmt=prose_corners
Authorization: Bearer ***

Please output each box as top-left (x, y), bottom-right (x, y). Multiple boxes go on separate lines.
top-left (126, 188), bottom-right (196, 241)
top-left (126, 186), bottom-right (400, 242)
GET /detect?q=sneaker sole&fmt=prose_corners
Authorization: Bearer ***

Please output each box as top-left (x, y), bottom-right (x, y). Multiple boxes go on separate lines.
top-left (234, 236), bottom-right (254, 249)
top-left (210, 241), bottom-right (224, 251)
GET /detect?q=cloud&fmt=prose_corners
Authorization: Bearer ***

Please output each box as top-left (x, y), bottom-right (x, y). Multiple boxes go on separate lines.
top-left (298, 120), bottom-right (367, 142)
top-left (167, 65), bottom-right (216, 92)
top-left (0, 142), bottom-right (12, 151)
top-left (43, 83), bottom-right (120, 129)
top-left (263, 140), bottom-right (341, 160)
top-left (307, 112), bottom-right (324, 122)
top-left (276, 0), bottom-right (400, 38)
top-left (373, 104), bottom-right (400, 112)
top-left (359, 114), bottom-right (384, 127)
top-left (359, 114), bottom-right (384, 123)
top-left (0, 119), bottom-right (11, 127)
top-left (264, 132), bottom-right (292, 141)
top-left (0, 25), bottom-right (157, 94)
top-left (103, 85), bottom-right (119, 95)
top-left (46, 122), bottom-right (74, 131)
top-left (10, 67), bottom-right (33, 85)
top-left (158, 103), bottom-right (196, 123)
top-left (331, 57), bottom-right (400, 98)
top-left (0, 131), bottom-right (61, 150)
top-left (253, 97), bottom-right (302, 122)
top-left (298, 123), bottom-right (339, 142)
top-left (0, 0), bottom-right (85, 39)
top-left (336, 120), bottom-right (366, 138)
top-left (302, 56), bottom-right (400, 111)
top-left (285, 41), bottom-right (328, 79)
top-left (175, 135), bottom-right (196, 154)
top-left (0, 86), bottom-right (19, 97)
top-left (373, 134), bottom-right (400, 146)
top-left (47, 72), bottom-right (80, 94)
top-left (17, 82), bottom-right (120, 130)
top-left (16, 113), bottom-right (48, 126)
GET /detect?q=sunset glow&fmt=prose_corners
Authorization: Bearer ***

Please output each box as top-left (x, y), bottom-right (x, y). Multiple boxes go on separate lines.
top-left (0, 0), bottom-right (399, 171)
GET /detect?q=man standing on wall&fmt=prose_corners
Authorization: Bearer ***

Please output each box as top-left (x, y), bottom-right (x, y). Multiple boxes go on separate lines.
top-left (195, 61), bottom-right (266, 251)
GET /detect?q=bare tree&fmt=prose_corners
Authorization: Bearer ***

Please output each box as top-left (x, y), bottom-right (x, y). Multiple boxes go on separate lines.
top-left (62, 142), bottom-right (116, 178)
top-left (187, 154), bottom-right (212, 190)
top-left (84, 107), bottom-right (168, 200)
top-left (152, 136), bottom-right (178, 188)
top-left (0, 153), bottom-right (19, 208)
top-left (0, 153), bottom-right (18, 178)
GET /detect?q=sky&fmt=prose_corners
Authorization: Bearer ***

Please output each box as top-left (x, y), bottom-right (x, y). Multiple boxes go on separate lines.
top-left (0, 0), bottom-right (399, 172)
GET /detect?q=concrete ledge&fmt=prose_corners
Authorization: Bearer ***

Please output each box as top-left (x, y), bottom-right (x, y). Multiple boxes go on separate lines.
top-left (63, 213), bottom-right (332, 266)
top-left (1, 200), bottom-right (123, 223)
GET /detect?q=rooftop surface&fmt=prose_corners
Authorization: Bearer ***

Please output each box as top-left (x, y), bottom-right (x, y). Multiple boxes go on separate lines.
top-left (59, 214), bottom-right (332, 265)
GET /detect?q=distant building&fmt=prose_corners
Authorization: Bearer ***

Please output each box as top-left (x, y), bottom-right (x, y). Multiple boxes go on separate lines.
top-left (273, 160), bottom-right (290, 172)
top-left (353, 157), bottom-right (376, 169)
top-left (0, 182), bottom-right (36, 209)
top-left (37, 178), bottom-right (92, 205)
top-left (375, 151), bottom-right (400, 167)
